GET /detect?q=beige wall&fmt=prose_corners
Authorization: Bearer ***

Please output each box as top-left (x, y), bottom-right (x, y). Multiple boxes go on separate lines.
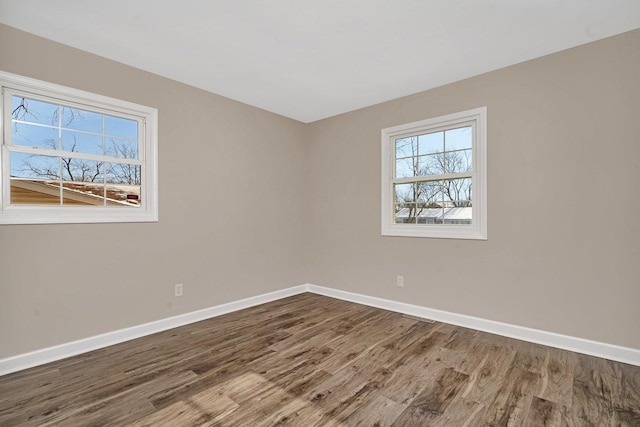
top-left (307, 29), bottom-right (640, 350)
top-left (1, 24), bottom-right (639, 359)
top-left (0, 24), bottom-right (309, 359)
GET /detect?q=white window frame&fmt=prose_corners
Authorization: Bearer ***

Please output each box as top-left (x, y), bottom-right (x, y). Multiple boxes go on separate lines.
top-left (0, 71), bottom-right (158, 224)
top-left (381, 107), bottom-right (487, 240)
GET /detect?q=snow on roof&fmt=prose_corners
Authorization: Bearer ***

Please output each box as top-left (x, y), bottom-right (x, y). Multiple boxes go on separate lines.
top-left (395, 207), bottom-right (471, 220)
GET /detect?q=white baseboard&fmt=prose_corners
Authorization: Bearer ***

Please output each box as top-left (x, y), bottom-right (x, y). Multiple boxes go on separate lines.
top-left (0, 285), bottom-right (308, 376)
top-left (2, 283), bottom-right (638, 376)
top-left (306, 284), bottom-right (640, 367)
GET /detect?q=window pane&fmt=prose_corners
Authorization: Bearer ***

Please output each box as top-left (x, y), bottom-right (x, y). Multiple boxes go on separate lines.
top-left (62, 161), bottom-right (104, 206)
top-left (106, 163), bottom-right (141, 207)
top-left (444, 126), bottom-right (472, 151)
top-left (443, 149), bottom-right (472, 173)
top-left (394, 202), bottom-right (417, 224)
top-left (442, 207), bottom-right (472, 225)
top-left (11, 96), bottom-right (58, 126)
top-left (442, 177), bottom-right (472, 224)
top-left (62, 107), bottom-right (103, 133)
top-left (10, 151), bottom-right (59, 180)
top-left (419, 153), bottom-right (444, 176)
top-left (12, 123), bottom-right (58, 150)
top-left (10, 152), bottom-right (61, 205)
top-left (106, 162), bottom-right (141, 185)
top-left (394, 183), bottom-right (415, 202)
top-left (396, 156), bottom-right (416, 178)
top-left (106, 138), bottom-right (138, 160)
top-left (417, 181), bottom-right (443, 205)
top-left (418, 131), bottom-right (443, 155)
top-left (442, 178), bottom-right (472, 225)
top-left (395, 137), bottom-right (417, 158)
top-left (441, 178), bottom-right (472, 207)
top-left (61, 130), bottom-right (104, 156)
top-left (61, 158), bottom-right (103, 184)
top-left (395, 182), bottom-right (444, 224)
top-left (105, 115), bottom-right (137, 139)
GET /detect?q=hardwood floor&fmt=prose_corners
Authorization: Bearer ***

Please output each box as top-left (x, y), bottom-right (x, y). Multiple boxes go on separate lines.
top-left (1, 293), bottom-right (639, 426)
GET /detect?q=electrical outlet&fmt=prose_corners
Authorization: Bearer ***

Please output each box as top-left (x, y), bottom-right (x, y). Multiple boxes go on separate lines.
top-left (174, 283), bottom-right (183, 297)
top-left (396, 275), bottom-right (404, 287)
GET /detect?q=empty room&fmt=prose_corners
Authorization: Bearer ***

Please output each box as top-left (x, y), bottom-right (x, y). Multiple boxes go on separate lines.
top-left (0, 1), bottom-right (639, 425)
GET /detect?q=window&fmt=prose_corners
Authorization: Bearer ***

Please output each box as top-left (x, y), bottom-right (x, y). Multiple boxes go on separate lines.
top-left (0, 71), bottom-right (158, 224)
top-left (381, 107), bottom-right (486, 239)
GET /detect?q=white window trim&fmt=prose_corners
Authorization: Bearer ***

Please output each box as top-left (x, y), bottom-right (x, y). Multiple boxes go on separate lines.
top-left (381, 107), bottom-right (487, 240)
top-left (0, 71), bottom-right (158, 224)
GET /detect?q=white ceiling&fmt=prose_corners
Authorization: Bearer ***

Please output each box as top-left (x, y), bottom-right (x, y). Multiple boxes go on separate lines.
top-left (1, 1), bottom-right (639, 123)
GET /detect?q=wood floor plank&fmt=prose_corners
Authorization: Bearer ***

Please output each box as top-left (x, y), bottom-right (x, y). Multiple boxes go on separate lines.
top-left (146, 346), bottom-right (275, 409)
top-left (461, 344), bottom-right (517, 405)
top-left (374, 342), bottom-right (448, 405)
top-left (0, 368), bottom-right (61, 410)
top-left (342, 394), bottom-right (406, 426)
top-left (393, 366), bottom-right (470, 426)
top-left (432, 338), bottom-right (489, 376)
top-left (513, 344), bottom-right (548, 374)
top-left (571, 353), bottom-right (617, 426)
top-left (537, 347), bottom-right (575, 408)
top-left (481, 366), bottom-right (541, 426)
top-left (1, 293), bottom-right (638, 426)
top-left (608, 360), bottom-right (640, 426)
top-left (206, 372), bottom-right (328, 426)
top-left (251, 348), bottom-right (335, 395)
top-left (431, 396), bottom-right (486, 427)
top-left (254, 397), bottom-right (343, 427)
top-left (127, 387), bottom-right (239, 426)
top-left (523, 396), bottom-right (564, 427)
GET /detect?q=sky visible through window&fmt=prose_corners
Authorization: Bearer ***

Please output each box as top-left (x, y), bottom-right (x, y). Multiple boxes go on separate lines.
top-left (11, 96), bottom-right (138, 160)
